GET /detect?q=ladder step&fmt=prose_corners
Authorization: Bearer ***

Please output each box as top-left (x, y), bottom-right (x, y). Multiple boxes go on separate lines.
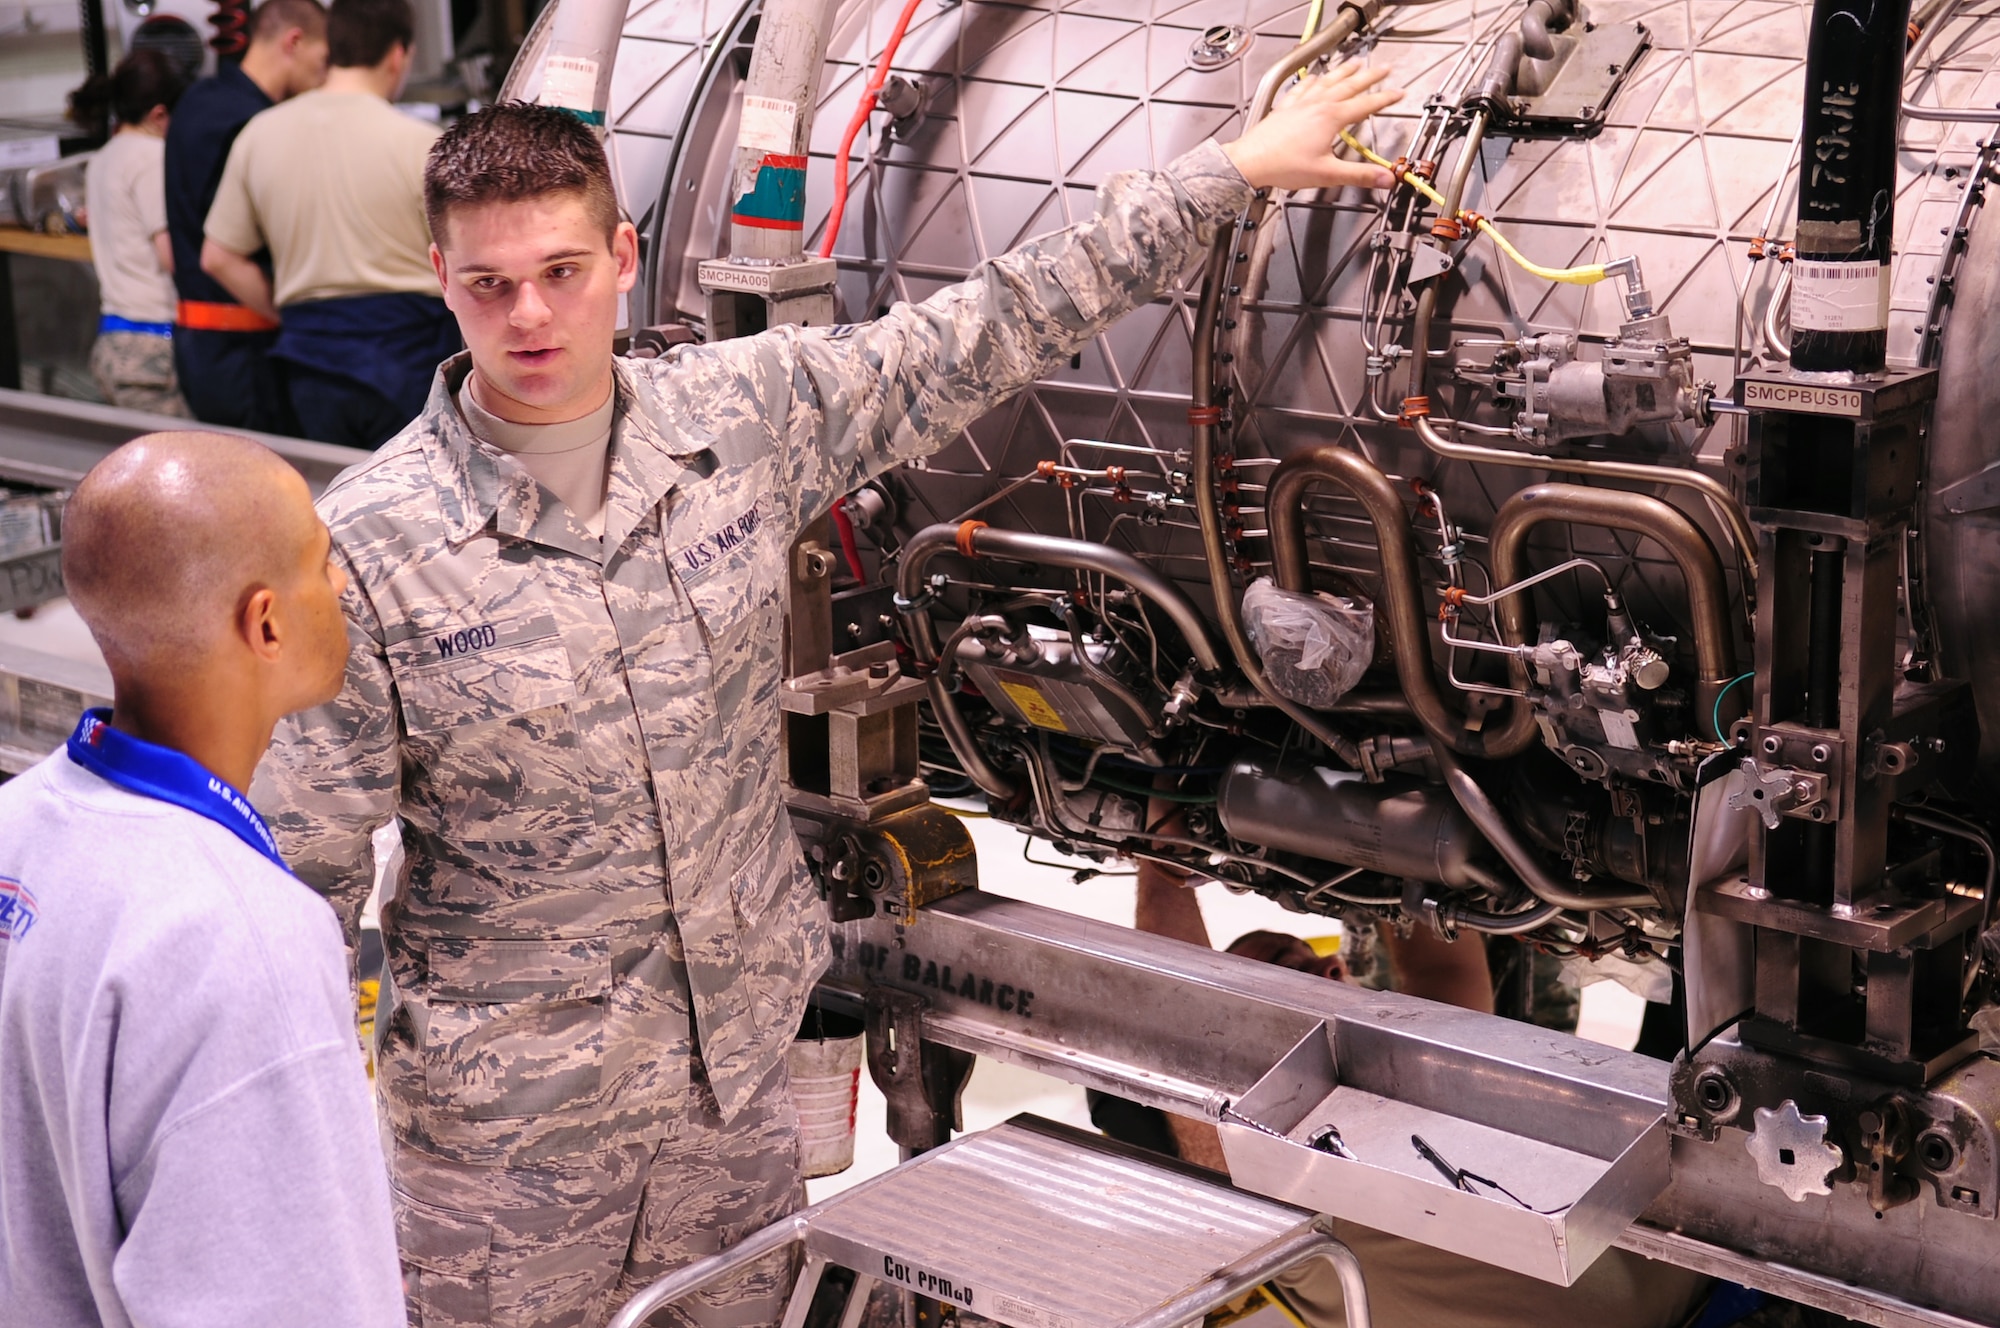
top-left (804, 1118), bottom-right (1313, 1328)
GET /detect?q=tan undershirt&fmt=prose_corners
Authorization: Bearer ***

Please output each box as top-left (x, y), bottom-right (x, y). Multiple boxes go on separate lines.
top-left (459, 379), bottom-right (615, 537)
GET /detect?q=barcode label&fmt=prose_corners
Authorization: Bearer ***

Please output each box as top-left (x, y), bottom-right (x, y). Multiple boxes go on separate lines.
top-left (1792, 259), bottom-right (1889, 332)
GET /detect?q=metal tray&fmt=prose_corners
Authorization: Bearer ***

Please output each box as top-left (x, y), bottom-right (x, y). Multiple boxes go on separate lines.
top-left (1217, 1022), bottom-right (1669, 1286)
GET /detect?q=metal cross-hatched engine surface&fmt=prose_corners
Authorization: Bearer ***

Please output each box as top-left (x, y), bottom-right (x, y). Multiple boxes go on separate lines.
top-left (515, 0), bottom-right (2000, 740)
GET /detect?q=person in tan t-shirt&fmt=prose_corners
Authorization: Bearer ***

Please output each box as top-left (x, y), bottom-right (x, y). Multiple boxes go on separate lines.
top-left (200, 0), bottom-right (455, 448)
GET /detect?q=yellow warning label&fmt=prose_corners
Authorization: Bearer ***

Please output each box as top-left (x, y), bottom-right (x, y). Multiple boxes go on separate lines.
top-left (997, 678), bottom-right (1068, 732)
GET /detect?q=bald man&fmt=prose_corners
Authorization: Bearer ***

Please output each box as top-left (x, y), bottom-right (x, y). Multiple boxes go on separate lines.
top-left (0, 432), bottom-right (404, 1328)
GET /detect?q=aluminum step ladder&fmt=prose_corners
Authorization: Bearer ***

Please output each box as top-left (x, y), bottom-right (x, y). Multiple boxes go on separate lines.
top-left (607, 1117), bottom-right (1369, 1328)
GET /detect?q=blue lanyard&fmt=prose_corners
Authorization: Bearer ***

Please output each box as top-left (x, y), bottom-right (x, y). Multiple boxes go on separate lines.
top-left (65, 709), bottom-right (291, 875)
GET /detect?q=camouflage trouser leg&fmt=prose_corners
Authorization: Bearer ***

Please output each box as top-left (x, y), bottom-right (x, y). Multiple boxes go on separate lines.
top-left (88, 331), bottom-right (192, 417)
top-left (389, 1063), bottom-right (803, 1328)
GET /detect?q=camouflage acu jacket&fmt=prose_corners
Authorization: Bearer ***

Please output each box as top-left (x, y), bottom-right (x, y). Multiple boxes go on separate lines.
top-left (254, 139), bottom-right (1252, 1166)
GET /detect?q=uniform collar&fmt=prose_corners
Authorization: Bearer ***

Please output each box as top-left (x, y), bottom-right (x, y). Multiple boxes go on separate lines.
top-left (419, 354), bottom-right (711, 559)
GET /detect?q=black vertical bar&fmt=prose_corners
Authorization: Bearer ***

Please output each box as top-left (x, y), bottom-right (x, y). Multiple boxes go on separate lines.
top-left (1791, 0), bottom-right (1913, 373)
top-left (0, 254), bottom-right (19, 392)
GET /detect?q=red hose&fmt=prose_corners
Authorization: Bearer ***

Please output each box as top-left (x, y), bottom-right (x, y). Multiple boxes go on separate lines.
top-left (831, 499), bottom-right (868, 582)
top-left (817, 0), bottom-right (928, 260)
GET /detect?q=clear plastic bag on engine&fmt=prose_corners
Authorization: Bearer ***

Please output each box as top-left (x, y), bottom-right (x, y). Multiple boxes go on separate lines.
top-left (1242, 576), bottom-right (1375, 709)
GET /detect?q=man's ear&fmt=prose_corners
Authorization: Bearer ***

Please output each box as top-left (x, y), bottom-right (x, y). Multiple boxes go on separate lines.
top-left (429, 240), bottom-right (448, 294)
top-left (614, 221), bottom-right (639, 295)
top-left (239, 585), bottom-right (284, 662)
top-left (280, 25), bottom-right (303, 56)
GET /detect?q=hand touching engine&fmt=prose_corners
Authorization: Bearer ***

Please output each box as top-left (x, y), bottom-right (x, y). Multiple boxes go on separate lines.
top-left (1222, 62), bottom-right (1404, 191)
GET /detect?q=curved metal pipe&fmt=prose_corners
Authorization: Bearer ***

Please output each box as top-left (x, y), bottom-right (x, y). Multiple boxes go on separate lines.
top-left (945, 526), bottom-right (1228, 674)
top-left (1405, 112), bottom-right (1488, 407)
top-left (896, 522), bottom-right (1235, 799)
top-left (1410, 414), bottom-right (1759, 584)
top-left (1434, 748), bottom-right (1657, 911)
top-left (1266, 447), bottom-right (1539, 759)
top-left (1193, 0), bottom-right (1383, 769)
top-left (1487, 484), bottom-right (1741, 741)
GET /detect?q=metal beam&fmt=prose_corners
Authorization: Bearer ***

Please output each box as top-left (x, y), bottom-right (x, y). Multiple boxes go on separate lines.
top-left (823, 893), bottom-right (2000, 1325)
top-left (0, 388), bottom-right (370, 494)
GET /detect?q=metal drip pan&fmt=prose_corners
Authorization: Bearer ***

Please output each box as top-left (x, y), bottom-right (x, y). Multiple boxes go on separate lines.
top-left (1218, 1023), bottom-right (1669, 1286)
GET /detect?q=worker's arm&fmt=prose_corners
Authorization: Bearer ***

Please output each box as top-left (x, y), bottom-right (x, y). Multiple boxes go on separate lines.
top-left (152, 229), bottom-right (173, 275)
top-left (1382, 925), bottom-right (1494, 1013)
top-left (200, 126), bottom-right (278, 322)
top-left (671, 66), bottom-right (1398, 535)
top-left (199, 239), bottom-right (277, 323)
top-left (250, 547), bottom-right (400, 957)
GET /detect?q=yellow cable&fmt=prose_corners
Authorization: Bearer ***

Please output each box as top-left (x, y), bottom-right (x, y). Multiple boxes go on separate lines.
top-left (1338, 130), bottom-right (1609, 286)
top-left (1297, 0), bottom-right (1327, 77)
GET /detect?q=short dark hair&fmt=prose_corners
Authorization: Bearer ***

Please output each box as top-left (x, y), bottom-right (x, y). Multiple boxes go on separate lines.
top-left (424, 101), bottom-right (621, 247)
top-left (328, 0), bottom-right (411, 69)
top-left (69, 48), bottom-right (187, 131)
top-left (249, 0), bottom-right (326, 44)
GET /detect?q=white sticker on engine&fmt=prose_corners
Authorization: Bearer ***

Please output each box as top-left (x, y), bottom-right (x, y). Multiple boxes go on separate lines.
top-left (1790, 260), bottom-right (1890, 332)
top-left (538, 55), bottom-right (598, 110)
top-left (738, 95), bottom-right (799, 153)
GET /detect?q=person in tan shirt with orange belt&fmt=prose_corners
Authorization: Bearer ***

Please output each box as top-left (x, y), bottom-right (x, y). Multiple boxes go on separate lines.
top-left (201, 0), bottom-right (453, 448)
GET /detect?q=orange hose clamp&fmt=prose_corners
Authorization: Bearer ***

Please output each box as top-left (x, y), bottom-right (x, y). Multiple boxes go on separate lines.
top-left (1399, 395), bottom-right (1431, 428)
top-left (1430, 215), bottom-right (1463, 242)
top-left (1442, 585), bottom-right (1468, 608)
top-left (1188, 405), bottom-right (1224, 426)
top-left (1035, 458), bottom-right (1058, 477)
top-left (955, 520), bottom-right (988, 558)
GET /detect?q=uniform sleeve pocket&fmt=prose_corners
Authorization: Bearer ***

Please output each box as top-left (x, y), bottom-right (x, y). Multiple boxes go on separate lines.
top-left (428, 935), bottom-right (613, 1004)
top-left (390, 619), bottom-right (576, 735)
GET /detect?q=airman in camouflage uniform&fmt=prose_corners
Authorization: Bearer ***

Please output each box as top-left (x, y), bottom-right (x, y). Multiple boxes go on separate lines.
top-left (254, 70), bottom-right (1400, 1328)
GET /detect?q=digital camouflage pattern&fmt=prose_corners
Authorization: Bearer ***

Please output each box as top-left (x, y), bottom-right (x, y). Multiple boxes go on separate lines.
top-left (89, 331), bottom-right (191, 417)
top-left (391, 1062), bottom-right (800, 1328)
top-left (253, 139), bottom-right (1253, 1172)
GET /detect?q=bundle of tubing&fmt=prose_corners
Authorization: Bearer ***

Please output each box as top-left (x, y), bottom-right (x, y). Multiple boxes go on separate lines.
top-left (818, 0), bottom-right (928, 260)
top-left (1265, 446), bottom-right (1537, 760)
top-left (1358, 110), bottom-right (1759, 575)
top-left (1487, 484), bottom-right (1742, 742)
top-left (1192, 18), bottom-right (1665, 909)
top-left (1189, 0), bottom-right (1385, 774)
top-left (896, 521), bottom-right (1230, 801)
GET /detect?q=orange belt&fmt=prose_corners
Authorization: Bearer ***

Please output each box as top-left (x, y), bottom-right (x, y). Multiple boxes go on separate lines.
top-left (176, 299), bottom-right (279, 333)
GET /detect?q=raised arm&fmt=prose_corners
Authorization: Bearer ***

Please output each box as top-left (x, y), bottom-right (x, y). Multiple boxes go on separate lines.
top-left (763, 64), bottom-right (1403, 527)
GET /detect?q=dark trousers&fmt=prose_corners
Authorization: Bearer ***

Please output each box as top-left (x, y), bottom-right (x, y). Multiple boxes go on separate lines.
top-left (285, 362), bottom-right (415, 450)
top-left (173, 326), bottom-right (299, 435)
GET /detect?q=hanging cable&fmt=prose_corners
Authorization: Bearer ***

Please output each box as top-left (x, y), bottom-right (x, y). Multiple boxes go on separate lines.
top-left (818, 0), bottom-right (928, 260)
top-left (1339, 129), bottom-right (1609, 285)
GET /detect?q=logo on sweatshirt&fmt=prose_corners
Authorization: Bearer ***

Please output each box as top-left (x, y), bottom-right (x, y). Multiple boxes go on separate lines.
top-left (0, 876), bottom-right (37, 941)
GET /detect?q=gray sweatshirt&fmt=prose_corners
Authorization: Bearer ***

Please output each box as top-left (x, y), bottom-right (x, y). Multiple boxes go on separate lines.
top-left (0, 751), bottom-right (405, 1327)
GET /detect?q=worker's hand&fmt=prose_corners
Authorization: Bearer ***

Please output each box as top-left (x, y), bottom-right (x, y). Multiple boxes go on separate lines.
top-left (1222, 63), bottom-right (1404, 192)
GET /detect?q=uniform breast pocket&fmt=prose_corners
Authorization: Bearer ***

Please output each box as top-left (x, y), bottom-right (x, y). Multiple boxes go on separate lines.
top-left (390, 628), bottom-right (595, 851)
